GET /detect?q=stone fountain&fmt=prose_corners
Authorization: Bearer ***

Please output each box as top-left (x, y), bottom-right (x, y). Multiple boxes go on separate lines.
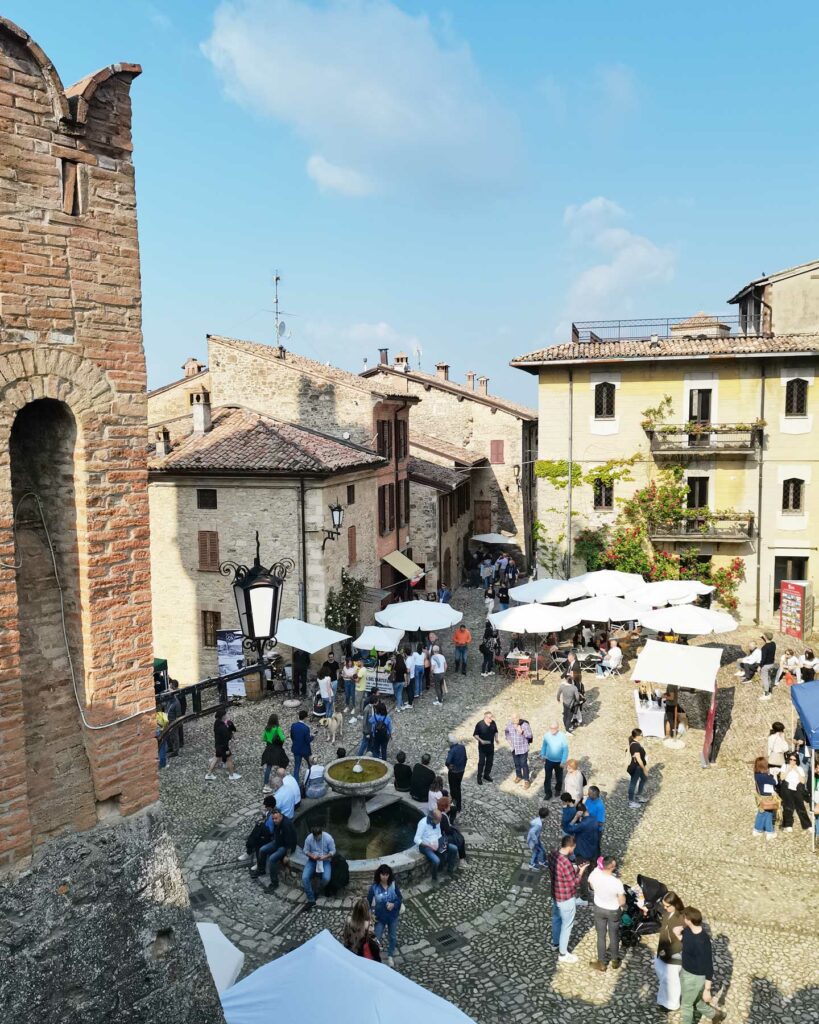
top-left (324, 756), bottom-right (392, 833)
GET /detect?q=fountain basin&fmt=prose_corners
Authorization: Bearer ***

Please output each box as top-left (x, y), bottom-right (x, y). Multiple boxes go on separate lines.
top-left (324, 756), bottom-right (392, 833)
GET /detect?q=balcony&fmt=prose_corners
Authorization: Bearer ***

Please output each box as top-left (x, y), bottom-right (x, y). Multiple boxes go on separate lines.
top-left (571, 312), bottom-right (760, 343)
top-left (648, 513), bottom-right (755, 544)
top-left (647, 424), bottom-right (763, 458)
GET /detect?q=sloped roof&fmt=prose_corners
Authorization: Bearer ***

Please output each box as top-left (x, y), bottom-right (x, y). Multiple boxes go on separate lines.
top-left (409, 431), bottom-right (487, 466)
top-left (147, 368), bottom-right (209, 398)
top-left (149, 406), bottom-right (387, 476)
top-left (361, 364), bottom-right (537, 420)
top-left (728, 257), bottom-right (819, 303)
top-left (208, 335), bottom-right (417, 402)
top-left (511, 333), bottom-right (819, 370)
top-left (408, 456), bottom-right (469, 492)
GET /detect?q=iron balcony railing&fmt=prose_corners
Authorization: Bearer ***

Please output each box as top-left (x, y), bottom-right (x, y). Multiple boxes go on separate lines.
top-left (648, 513), bottom-right (755, 543)
top-left (571, 313), bottom-right (761, 343)
top-left (647, 424), bottom-right (763, 456)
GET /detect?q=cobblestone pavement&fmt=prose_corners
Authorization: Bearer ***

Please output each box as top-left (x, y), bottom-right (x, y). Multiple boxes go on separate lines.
top-left (160, 586), bottom-right (819, 1023)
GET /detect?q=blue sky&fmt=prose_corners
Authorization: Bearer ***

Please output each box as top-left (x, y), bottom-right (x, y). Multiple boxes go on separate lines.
top-left (9, 1), bottom-right (819, 397)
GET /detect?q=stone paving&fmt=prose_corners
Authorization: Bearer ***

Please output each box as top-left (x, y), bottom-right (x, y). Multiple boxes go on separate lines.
top-left (160, 585), bottom-right (819, 1023)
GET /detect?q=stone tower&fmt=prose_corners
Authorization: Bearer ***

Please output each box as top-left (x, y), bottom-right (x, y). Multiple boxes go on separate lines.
top-left (0, 18), bottom-right (224, 1022)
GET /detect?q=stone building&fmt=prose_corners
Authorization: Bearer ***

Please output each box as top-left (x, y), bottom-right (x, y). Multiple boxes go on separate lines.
top-left (512, 259), bottom-right (819, 626)
top-left (149, 396), bottom-right (387, 680)
top-left (362, 351), bottom-right (538, 569)
top-left (408, 455), bottom-right (472, 593)
top-left (0, 16), bottom-right (223, 1023)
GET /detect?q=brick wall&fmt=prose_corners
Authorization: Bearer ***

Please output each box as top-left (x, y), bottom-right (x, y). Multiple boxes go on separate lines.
top-left (0, 20), bottom-right (156, 867)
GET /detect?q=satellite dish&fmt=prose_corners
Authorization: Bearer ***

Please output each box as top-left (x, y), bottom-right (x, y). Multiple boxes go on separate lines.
top-left (277, 320), bottom-right (287, 337)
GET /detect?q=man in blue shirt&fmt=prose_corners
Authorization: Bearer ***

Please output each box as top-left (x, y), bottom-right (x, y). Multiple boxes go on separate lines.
top-left (302, 826), bottom-right (335, 909)
top-left (290, 708), bottom-right (313, 785)
top-left (585, 785), bottom-right (606, 856)
top-left (445, 733), bottom-right (467, 811)
top-left (540, 722), bottom-right (569, 800)
top-left (564, 802), bottom-right (599, 903)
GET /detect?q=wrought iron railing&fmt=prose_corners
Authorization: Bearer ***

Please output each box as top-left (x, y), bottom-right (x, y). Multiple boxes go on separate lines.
top-left (647, 424), bottom-right (763, 455)
top-left (571, 313), bottom-right (760, 343)
top-left (647, 513), bottom-right (755, 542)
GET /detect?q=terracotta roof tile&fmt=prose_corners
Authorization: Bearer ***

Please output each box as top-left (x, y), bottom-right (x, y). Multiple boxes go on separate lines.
top-left (511, 333), bottom-right (819, 367)
top-left (409, 456), bottom-right (469, 492)
top-left (149, 407), bottom-right (386, 475)
top-left (409, 431), bottom-right (487, 466)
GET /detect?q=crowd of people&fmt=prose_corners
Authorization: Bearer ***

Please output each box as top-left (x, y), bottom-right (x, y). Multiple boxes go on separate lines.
top-left (753, 718), bottom-right (817, 837)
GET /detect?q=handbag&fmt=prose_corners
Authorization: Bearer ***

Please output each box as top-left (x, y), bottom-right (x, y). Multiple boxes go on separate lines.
top-left (756, 792), bottom-right (781, 813)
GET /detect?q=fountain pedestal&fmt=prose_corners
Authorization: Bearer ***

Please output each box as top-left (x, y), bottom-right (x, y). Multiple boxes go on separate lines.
top-left (324, 757), bottom-right (392, 834)
top-left (347, 796), bottom-right (370, 834)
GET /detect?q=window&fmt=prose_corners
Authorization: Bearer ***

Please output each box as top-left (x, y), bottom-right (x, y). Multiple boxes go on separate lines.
top-left (785, 378), bottom-right (808, 417)
top-left (773, 555), bottom-right (808, 611)
top-left (198, 530), bottom-right (220, 571)
top-left (687, 476), bottom-right (709, 509)
top-left (594, 381), bottom-right (616, 419)
top-left (593, 479), bottom-right (613, 510)
top-left (489, 440), bottom-right (505, 464)
top-left (378, 483), bottom-right (395, 535)
top-left (782, 478), bottom-right (804, 512)
top-left (396, 419), bottom-right (408, 460)
top-left (202, 610), bottom-right (221, 648)
top-left (376, 420), bottom-right (393, 459)
top-left (347, 525), bottom-right (357, 564)
top-left (688, 388), bottom-right (712, 423)
top-left (60, 158), bottom-right (80, 216)
top-left (346, 484), bottom-right (355, 505)
top-left (197, 488), bottom-right (217, 510)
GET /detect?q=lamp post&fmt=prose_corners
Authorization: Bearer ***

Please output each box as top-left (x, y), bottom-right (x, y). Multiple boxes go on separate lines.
top-left (220, 531), bottom-right (294, 699)
top-left (321, 500), bottom-right (345, 551)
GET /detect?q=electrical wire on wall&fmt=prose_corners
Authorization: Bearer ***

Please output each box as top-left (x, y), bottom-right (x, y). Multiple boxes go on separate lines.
top-left (0, 492), bottom-right (153, 731)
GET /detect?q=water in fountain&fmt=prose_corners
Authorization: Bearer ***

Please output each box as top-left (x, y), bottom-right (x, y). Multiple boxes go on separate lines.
top-left (295, 800), bottom-right (422, 861)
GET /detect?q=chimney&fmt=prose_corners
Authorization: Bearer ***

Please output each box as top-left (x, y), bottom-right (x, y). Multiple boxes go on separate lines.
top-left (394, 352), bottom-right (409, 372)
top-left (190, 388), bottom-right (212, 434)
top-left (379, 347), bottom-right (389, 365)
top-left (435, 361), bottom-right (450, 381)
top-left (182, 357), bottom-right (205, 378)
top-left (477, 375), bottom-right (489, 395)
top-left (465, 371), bottom-right (476, 390)
top-left (155, 427), bottom-right (171, 457)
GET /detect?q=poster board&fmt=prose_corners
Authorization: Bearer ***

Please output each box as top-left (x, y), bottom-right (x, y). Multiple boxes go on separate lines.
top-left (780, 580), bottom-right (813, 640)
top-left (217, 630), bottom-right (247, 697)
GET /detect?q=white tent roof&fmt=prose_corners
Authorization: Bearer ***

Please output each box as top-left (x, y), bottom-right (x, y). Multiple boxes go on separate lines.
top-left (630, 638), bottom-right (723, 692)
top-left (489, 603), bottom-right (580, 634)
top-left (629, 580), bottom-right (715, 608)
top-left (510, 578), bottom-right (589, 604)
top-left (569, 595), bottom-right (647, 624)
top-left (639, 605), bottom-right (736, 636)
top-left (471, 533), bottom-right (514, 545)
top-left (196, 922), bottom-right (244, 994)
top-left (275, 619), bottom-right (350, 655)
top-left (569, 569), bottom-right (645, 597)
top-left (221, 930), bottom-right (476, 1024)
top-left (375, 602), bottom-right (462, 631)
top-left (353, 626), bottom-right (404, 652)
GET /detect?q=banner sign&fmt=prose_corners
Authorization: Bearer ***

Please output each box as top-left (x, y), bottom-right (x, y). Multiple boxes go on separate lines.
top-left (217, 630), bottom-right (247, 697)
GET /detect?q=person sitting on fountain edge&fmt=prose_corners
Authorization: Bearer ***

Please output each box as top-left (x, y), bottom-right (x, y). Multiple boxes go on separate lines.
top-left (410, 753), bottom-right (436, 803)
top-left (393, 751), bottom-right (412, 792)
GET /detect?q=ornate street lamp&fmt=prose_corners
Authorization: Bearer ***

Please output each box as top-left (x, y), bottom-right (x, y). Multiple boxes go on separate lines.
top-left (220, 532), bottom-right (294, 669)
top-left (322, 499), bottom-right (345, 551)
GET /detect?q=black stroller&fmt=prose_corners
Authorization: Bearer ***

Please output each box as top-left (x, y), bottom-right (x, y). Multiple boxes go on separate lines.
top-left (619, 873), bottom-right (668, 947)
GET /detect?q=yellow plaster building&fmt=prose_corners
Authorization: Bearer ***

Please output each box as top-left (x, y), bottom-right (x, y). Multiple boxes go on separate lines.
top-left (512, 259), bottom-right (819, 628)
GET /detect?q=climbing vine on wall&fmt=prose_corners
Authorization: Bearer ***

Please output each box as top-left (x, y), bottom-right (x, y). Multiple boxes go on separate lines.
top-left (324, 568), bottom-right (367, 635)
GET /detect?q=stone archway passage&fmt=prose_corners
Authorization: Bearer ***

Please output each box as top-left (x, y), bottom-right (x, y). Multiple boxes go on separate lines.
top-left (10, 398), bottom-right (96, 845)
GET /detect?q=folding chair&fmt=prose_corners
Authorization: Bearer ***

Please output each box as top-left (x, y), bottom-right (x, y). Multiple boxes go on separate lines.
top-left (512, 657), bottom-right (531, 681)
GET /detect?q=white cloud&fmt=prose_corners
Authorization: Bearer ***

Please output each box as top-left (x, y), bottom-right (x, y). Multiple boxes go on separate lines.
top-left (202, 0), bottom-right (518, 196)
top-left (306, 155), bottom-right (375, 197)
top-left (558, 197), bottom-right (675, 330)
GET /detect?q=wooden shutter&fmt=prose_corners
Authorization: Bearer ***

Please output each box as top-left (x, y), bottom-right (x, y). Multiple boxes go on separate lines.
top-left (490, 440), bottom-right (504, 464)
top-left (347, 525), bottom-right (357, 563)
top-left (387, 483), bottom-right (396, 531)
top-left (202, 610), bottom-right (222, 647)
top-left (198, 530), bottom-right (219, 571)
top-left (404, 479), bottom-right (411, 524)
top-left (378, 486), bottom-right (387, 534)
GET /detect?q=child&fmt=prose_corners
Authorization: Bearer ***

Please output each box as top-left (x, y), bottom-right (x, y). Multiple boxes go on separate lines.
top-left (527, 807), bottom-right (549, 868)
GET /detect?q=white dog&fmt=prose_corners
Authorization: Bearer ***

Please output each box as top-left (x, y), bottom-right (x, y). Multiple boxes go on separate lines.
top-left (318, 712), bottom-right (344, 744)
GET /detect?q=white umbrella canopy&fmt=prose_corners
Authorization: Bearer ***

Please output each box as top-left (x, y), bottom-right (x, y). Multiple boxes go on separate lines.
top-left (471, 533), bottom-right (514, 545)
top-left (353, 626), bottom-right (404, 652)
top-left (196, 922), bottom-right (245, 994)
top-left (639, 605), bottom-right (737, 636)
top-left (569, 595), bottom-right (647, 624)
top-left (510, 578), bottom-right (590, 604)
top-left (569, 569), bottom-right (645, 597)
top-left (275, 618), bottom-right (351, 655)
top-left (629, 580), bottom-right (715, 608)
top-left (489, 603), bottom-right (580, 635)
top-left (375, 601), bottom-right (463, 631)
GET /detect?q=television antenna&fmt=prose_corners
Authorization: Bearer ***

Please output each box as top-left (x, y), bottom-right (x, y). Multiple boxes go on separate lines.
top-left (272, 272), bottom-right (295, 343)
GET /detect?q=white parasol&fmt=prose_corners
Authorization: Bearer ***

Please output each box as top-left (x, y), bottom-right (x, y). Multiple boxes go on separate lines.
top-left (353, 626), bottom-right (405, 652)
top-left (569, 569), bottom-right (645, 597)
top-left (569, 595), bottom-right (647, 624)
top-left (375, 601), bottom-right (463, 632)
top-left (275, 618), bottom-right (350, 655)
top-left (638, 605), bottom-right (737, 636)
top-left (628, 580), bottom-right (715, 608)
top-left (509, 578), bottom-right (589, 604)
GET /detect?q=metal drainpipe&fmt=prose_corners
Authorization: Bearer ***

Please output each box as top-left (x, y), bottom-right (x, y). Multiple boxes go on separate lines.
top-left (566, 369), bottom-right (574, 577)
top-left (754, 365), bottom-right (766, 625)
top-left (299, 476), bottom-right (307, 620)
top-left (394, 402), bottom-right (408, 556)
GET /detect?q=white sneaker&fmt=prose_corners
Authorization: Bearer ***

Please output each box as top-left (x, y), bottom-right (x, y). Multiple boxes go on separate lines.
top-left (204, 773), bottom-right (216, 781)
top-left (734, 671), bottom-right (745, 677)
top-left (386, 956), bottom-right (395, 967)
top-left (558, 952), bottom-right (578, 964)
top-left (433, 700), bottom-right (442, 706)
top-left (628, 801), bottom-right (641, 809)
top-left (486, 671), bottom-right (495, 676)
top-left (783, 826), bottom-right (793, 832)
top-left (229, 772), bottom-right (242, 781)
top-left (262, 785), bottom-right (272, 794)
top-left (752, 830), bottom-right (763, 837)
top-left (765, 832), bottom-right (777, 840)
top-left (575, 898), bottom-right (588, 907)
top-left (480, 673), bottom-right (487, 678)
top-left (237, 853), bottom-right (252, 863)
top-left (758, 694), bottom-right (772, 701)
top-left (636, 795), bottom-right (649, 803)
top-left (349, 716), bottom-right (356, 723)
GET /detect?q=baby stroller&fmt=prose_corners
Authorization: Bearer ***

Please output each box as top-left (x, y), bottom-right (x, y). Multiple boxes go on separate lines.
top-left (619, 873), bottom-right (668, 947)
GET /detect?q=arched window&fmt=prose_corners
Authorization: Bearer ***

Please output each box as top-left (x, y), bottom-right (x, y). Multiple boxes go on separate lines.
top-left (785, 378), bottom-right (808, 417)
top-left (594, 381), bottom-right (615, 419)
top-left (782, 478), bottom-right (804, 512)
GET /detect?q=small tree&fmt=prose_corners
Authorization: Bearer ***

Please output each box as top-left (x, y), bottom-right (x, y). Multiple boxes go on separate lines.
top-left (324, 568), bottom-right (367, 635)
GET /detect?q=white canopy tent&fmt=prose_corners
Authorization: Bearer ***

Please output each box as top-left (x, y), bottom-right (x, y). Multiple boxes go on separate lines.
top-left (353, 626), bottom-right (404, 652)
top-left (629, 580), bottom-right (715, 608)
top-left (196, 922), bottom-right (244, 994)
top-left (510, 577), bottom-right (589, 604)
top-left (630, 639), bottom-right (722, 692)
top-left (569, 569), bottom-right (645, 597)
top-left (471, 533), bottom-right (514, 545)
top-left (639, 606), bottom-right (736, 637)
top-left (569, 595), bottom-right (647, 625)
top-left (275, 618), bottom-right (350, 655)
top-left (489, 604), bottom-right (580, 634)
top-left (221, 930), bottom-right (476, 1024)
top-left (376, 601), bottom-right (462, 632)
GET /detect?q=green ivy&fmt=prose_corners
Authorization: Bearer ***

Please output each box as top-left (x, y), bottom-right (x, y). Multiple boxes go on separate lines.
top-left (324, 568), bottom-right (367, 635)
top-left (640, 394), bottom-right (674, 431)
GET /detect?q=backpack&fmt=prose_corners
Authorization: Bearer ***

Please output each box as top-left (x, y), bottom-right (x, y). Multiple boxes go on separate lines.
top-left (373, 715), bottom-right (390, 745)
top-left (323, 853), bottom-right (349, 896)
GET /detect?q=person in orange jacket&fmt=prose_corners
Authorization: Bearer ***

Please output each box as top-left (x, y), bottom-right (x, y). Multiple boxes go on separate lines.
top-left (452, 624), bottom-right (472, 675)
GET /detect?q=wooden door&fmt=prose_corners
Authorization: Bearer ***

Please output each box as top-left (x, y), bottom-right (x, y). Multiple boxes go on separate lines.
top-left (473, 500), bottom-right (491, 534)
